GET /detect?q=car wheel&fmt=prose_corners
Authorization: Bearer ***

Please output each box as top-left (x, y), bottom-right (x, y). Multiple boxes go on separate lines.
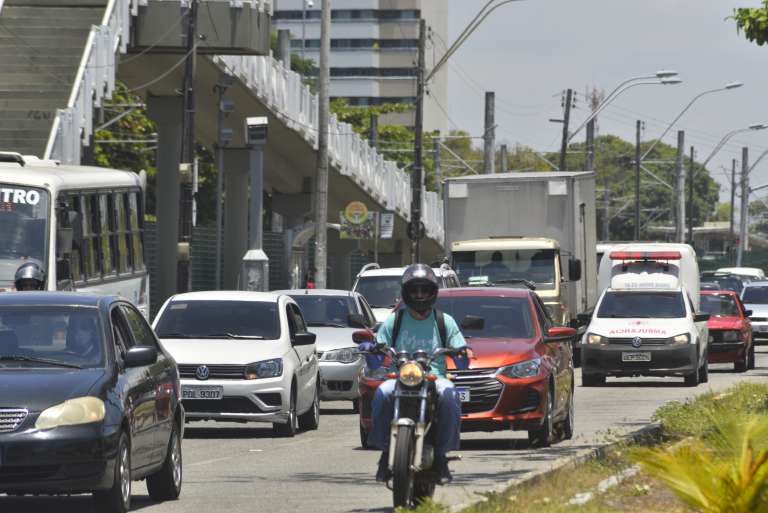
top-left (94, 431), bottom-right (131, 513)
top-left (351, 398), bottom-right (360, 414)
top-left (273, 390), bottom-right (298, 437)
top-left (146, 421), bottom-right (183, 501)
top-left (748, 343), bottom-right (756, 370)
top-left (699, 356), bottom-right (709, 383)
top-left (684, 362), bottom-right (699, 387)
top-left (528, 385), bottom-right (554, 448)
top-left (581, 373), bottom-right (605, 387)
top-left (359, 422), bottom-right (370, 449)
top-left (558, 385), bottom-right (575, 441)
top-left (298, 383), bottom-right (320, 431)
top-left (735, 353), bottom-right (748, 373)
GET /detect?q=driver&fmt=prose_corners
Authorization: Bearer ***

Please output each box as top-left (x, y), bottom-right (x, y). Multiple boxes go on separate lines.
top-left (360, 263), bottom-right (469, 484)
top-left (14, 261), bottom-right (46, 291)
top-left (67, 314), bottom-right (100, 360)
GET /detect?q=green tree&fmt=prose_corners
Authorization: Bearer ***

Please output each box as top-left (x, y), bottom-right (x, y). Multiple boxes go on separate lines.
top-left (733, 2), bottom-right (768, 45)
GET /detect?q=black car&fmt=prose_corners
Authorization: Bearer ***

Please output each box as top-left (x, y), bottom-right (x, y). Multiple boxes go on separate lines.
top-left (0, 293), bottom-right (183, 512)
top-left (700, 272), bottom-right (745, 294)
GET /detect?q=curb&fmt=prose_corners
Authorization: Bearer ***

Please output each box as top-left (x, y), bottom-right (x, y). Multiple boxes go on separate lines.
top-left (448, 422), bottom-right (663, 512)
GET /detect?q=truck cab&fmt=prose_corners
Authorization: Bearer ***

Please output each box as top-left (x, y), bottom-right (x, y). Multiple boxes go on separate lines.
top-left (581, 245), bottom-right (710, 387)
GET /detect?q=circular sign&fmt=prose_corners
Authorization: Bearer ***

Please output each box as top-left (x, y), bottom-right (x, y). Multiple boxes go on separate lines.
top-left (344, 201), bottom-right (369, 225)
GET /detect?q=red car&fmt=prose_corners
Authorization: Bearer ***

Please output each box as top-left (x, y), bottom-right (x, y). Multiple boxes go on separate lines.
top-left (700, 290), bottom-right (754, 371)
top-left (357, 287), bottom-right (576, 448)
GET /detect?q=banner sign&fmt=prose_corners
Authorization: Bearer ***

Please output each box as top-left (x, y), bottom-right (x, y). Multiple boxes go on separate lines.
top-left (340, 201), bottom-right (374, 239)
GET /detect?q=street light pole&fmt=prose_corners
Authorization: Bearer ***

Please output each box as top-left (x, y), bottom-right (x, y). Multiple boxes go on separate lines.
top-left (738, 147), bottom-right (749, 266)
top-left (411, 18), bottom-right (426, 262)
top-left (313, 0), bottom-right (330, 287)
top-left (634, 120), bottom-right (641, 240)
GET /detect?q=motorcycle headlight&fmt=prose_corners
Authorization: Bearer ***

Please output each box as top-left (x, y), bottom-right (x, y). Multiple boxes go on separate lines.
top-left (721, 330), bottom-right (740, 342)
top-left (586, 333), bottom-right (607, 345)
top-left (398, 362), bottom-right (424, 387)
top-left (35, 397), bottom-right (106, 430)
top-left (322, 348), bottom-right (360, 364)
top-left (498, 358), bottom-right (541, 379)
top-left (244, 358), bottom-right (283, 380)
top-left (670, 333), bottom-right (690, 345)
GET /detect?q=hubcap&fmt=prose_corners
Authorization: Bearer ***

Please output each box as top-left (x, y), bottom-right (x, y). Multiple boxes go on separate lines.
top-left (119, 444), bottom-right (130, 506)
top-left (171, 432), bottom-right (182, 489)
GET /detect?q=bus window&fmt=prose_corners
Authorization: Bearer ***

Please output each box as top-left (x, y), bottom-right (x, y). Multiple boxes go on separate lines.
top-left (122, 192), bottom-right (134, 270)
top-left (114, 193), bottom-right (129, 274)
top-left (56, 194), bottom-right (83, 285)
top-left (128, 192), bottom-right (144, 270)
top-left (98, 194), bottom-right (114, 275)
top-left (0, 184), bottom-right (50, 289)
top-left (82, 195), bottom-right (99, 280)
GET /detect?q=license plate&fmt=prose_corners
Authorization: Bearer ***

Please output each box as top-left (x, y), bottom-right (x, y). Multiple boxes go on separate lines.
top-left (456, 387), bottom-right (471, 403)
top-left (622, 352), bottom-right (651, 362)
top-left (182, 385), bottom-right (223, 400)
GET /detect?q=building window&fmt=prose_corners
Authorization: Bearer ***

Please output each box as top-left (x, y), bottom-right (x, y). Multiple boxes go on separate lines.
top-left (332, 97), bottom-right (417, 107)
top-left (274, 9), bottom-right (419, 21)
top-left (291, 39), bottom-right (418, 50)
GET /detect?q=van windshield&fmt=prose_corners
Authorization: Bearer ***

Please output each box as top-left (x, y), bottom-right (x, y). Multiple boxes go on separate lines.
top-left (452, 249), bottom-right (556, 289)
top-left (597, 291), bottom-right (686, 319)
top-left (0, 185), bottom-right (50, 289)
top-left (743, 286), bottom-right (768, 305)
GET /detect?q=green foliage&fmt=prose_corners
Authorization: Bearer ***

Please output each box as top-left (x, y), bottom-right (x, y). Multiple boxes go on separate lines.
top-left (271, 31), bottom-right (317, 91)
top-left (714, 202), bottom-right (733, 222)
top-left (733, 1), bottom-right (768, 45)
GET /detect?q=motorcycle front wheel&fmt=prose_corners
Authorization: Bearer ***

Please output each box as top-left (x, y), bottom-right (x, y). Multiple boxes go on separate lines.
top-left (392, 424), bottom-right (415, 508)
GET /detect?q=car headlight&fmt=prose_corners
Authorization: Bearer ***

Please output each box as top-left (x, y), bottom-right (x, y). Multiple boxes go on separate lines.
top-left (721, 330), bottom-right (740, 342)
top-left (35, 397), bottom-right (106, 430)
top-left (670, 333), bottom-right (690, 345)
top-left (244, 358), bottom-right (283, 380)
top-left (398, 362), bottom-right (424, 387)
top-left (498, 358), bottom-right (542, 379)
top-left (586, 333), bottom-right (607, 345)
top-left (322, 348), bottom-right (361, 364)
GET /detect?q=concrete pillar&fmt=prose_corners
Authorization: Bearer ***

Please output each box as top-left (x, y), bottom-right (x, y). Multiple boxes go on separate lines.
top-left (277, 29), bottom-right (291, 68)
top-left (147, 95), bottom-right (183, 305)
top-left (223, 149), bottom-right (250, 289)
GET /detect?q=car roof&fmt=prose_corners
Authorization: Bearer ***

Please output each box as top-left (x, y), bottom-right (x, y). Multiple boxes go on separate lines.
top-left (357, 266), bottom-right (455, 278)
top-left (437, 287), bottom-right (532, 298)
top-left (0, 291), bottom-right (114, 307)
top-left (273, 289), bottom-right (355, 297)
top-left (168, 291), bottom-right (281, 302)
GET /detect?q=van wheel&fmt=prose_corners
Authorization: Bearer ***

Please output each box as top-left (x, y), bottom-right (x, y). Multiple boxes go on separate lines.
top-left (582, 374), bottom-right (605, 387)
top-left (94, 431), bottom-right (131, 513)
top-left (698, 357), bottom-right (709, 383)
top-left (684, 367), bottom-right (699, 387)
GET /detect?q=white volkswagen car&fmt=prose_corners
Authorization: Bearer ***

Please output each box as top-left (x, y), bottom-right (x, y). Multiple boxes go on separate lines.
top-left (152, 291), bottom-right (319, 437)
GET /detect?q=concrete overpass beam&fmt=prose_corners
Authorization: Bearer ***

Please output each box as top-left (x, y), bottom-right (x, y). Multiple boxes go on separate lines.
top-left (223, 148), bottom-right (250, 289)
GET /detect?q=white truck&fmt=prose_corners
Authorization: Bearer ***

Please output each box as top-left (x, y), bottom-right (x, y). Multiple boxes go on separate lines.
top-left (443, 172), bottom-right (597, 330)
top-left (580, 243), bottom-right (710, 386)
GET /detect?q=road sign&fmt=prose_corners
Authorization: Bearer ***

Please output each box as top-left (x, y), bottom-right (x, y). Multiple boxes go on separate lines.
top-left (379, 211), bottom-right (395, 239)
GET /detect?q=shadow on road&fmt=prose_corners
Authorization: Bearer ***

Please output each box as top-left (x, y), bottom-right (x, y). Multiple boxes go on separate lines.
top-left (320, 408), bottom-right (356, 416)
top-left (0, 493), bottom-right (158, 512)
top-left (184, 425), bottom-right (275, 439)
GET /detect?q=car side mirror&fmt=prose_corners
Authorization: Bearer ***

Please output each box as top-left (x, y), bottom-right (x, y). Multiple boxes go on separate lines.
top-left (545, 326), bottom-right (577, 342)
top-left (347, 313), bottom-right (367, 329)
top-left (569, 258), bottom-right (582, 282)
top-left (125, 346), bottom-right (157, 368)
top-left (694, 313), bottom-right (710, 322)
top-left (352, 329), bottom-right (375, 344)
top-left (460, 315), bottom-right (485, 331)
top-left (293, 331), bottom-right (316, 346)
top-left (745, 310), bottom-right (753, 317)
top-left (576, 312), bottom-right (592, 326)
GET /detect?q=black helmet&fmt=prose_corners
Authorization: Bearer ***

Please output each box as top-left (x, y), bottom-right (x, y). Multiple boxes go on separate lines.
top-left (401, 264), bottom-right (438, 313)
top-left (14, 261), bottom-right (45, 291)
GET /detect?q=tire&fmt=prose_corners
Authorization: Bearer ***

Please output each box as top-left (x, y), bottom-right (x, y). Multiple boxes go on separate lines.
top-left (413, 476), bottom-right (436, 506)
top-left (558, 386), bottom-right (575, 441)
top-left (581, 373), bottom-right (605, 387)
top-left (684, 363), bottom-right (699, 387)
top-left (146, 422), bottom-right (183, 502)
top-left (351, 398), bottom-right (360, 414)
top-left (298, 384), bottom-right (320, 431)
top-left (528, 386), bottom-right (554, 448)
top-left (735, 354), bottom-right (748, 373)
top-left (699, 357), bottom-right (709, 383)
top-left (748, 344), bottom-right (756, 370)
top-left (94, 431), bottom-right (131, 513)
top-left (359, 423), bottom-right (370, 449)
top-left (392, 424), bottom-right (415, 509)
top-left (273, 390), bottom-right (298, 437)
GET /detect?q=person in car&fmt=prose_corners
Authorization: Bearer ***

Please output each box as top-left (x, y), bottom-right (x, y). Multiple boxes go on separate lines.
top-left (360, 263), bottom-right (469, 484)
top-left (14, 261), bottom-right (46, 291)
top-left (67, 313), bottom-right (101, 362)
top-left (482, 250), bottom-right (509, 279)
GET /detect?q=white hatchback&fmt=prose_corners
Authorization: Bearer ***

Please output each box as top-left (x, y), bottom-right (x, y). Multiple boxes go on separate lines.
top-left (152, 291), bottom-right (319, 437)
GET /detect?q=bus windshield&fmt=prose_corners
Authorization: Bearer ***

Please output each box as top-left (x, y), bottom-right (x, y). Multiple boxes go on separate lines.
top-left (0, 185), bottom-right (49, 289)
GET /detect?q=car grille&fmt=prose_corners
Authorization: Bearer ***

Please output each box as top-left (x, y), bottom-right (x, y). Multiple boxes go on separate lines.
top-left (452, 368), bottom-right (503, 415)
top-left (0, 408), bottom-right (28, 433)
top-left (710, 330), bottom-right (741, 344)
top-left (183, 397), bottom-right (265, 414)
top-left (178, 364), bottom-right (246, 380)
top-left (608, 337), bottom-right (668, 346)
top-left (0, 465), bottom-right (60, 482)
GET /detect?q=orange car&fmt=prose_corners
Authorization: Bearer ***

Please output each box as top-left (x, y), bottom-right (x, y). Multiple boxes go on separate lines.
top-left (358, 287), bottom-right (576, 448)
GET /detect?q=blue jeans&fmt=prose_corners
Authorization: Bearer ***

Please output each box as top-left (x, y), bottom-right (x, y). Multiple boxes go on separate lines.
top-left (369, 378), bottom-right (461, 457)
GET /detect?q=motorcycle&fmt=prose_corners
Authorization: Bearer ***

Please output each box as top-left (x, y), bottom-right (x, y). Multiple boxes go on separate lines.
top-left (360, 341), bottom-right (468, 509)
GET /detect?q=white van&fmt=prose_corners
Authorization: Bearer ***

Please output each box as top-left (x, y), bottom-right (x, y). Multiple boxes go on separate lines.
top-left (581, 244), bottom-right (710, 387)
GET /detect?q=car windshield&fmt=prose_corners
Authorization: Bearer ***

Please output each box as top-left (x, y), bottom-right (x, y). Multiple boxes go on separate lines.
top-left (154, 300), bottom-right (280, 339)
top-left (290, 295), bottom-right (358, 327)
top-left (597, 291), bottom-right (686, 319)
top-left (435, 296), bottom-right (534, 338)
top-left (0, 306), bottom-right (102, 367)
top-left (743, 286), bottom-right (768, 304)
top-left (452, 249), bottom-right (556, 290)
top-left (355, 276), bottom-right (402, 308)
top-left (0, 185), bottom-right (50, 289)
top-left (701, 277), bottom-right (743, 294)
top-left (700, 294), bottom-right (740, 317)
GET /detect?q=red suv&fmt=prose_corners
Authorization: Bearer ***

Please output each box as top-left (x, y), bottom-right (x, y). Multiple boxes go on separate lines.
top-left (357, 287), bottom-right (576, 448)
top-left (700, 290), bottom-right (754, 371)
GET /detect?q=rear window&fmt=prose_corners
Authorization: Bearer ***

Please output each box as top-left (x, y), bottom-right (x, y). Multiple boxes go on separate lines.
top-left (701, 277), bottom-right (743, 294)
top-left (743, 286), bottom-right (768, 305)
top-left (435, 296), bottom-right (534, 338)
top-left (354, 276), bottom-right (402, 309)
top-left (700, 294), bottom-right (740, 317)
top-left (290, 295), bottom-right (358, 327)
top-left (154, 300), bottom-right (280, 339)
top-left (597, 291), bottom-right (686, 319)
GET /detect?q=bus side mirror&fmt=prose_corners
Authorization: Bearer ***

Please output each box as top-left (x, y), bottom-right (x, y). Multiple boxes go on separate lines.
top-left (569, 258), bottom-right (582, 282)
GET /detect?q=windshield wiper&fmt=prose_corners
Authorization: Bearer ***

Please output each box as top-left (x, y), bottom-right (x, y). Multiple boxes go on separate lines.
top-left (157, 332), bottom-right (193, 338)
top-left (224, 333), bottom-right (265, 340)
top-left (0, 355), bottom-right (82, 369)
top-left (307, 322), bottom-right (347, 328)
top-left (607, 314), bottom-right (651, 318)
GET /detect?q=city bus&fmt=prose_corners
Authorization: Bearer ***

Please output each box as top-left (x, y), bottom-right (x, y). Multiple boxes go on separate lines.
top-left (0, 152), bottom-right (149, 316)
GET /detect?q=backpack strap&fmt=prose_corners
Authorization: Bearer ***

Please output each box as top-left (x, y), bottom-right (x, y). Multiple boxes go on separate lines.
top-left (435, 309), bottom-right (447, 348)
top-left (391, 308), bottom-right (406, 350)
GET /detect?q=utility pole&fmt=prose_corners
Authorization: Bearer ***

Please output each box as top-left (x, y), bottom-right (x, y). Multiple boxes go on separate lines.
top-left (434, 138), bottom-right (442, 198)
top-left (559, 88), bottom-right (573, 171)
top-left (602, 186), bottom-right (610, 241)
top-left (178, 0), bottom-right (198, 293)
top-left (410, 18), bottom-right (426, 263)
top-left (313, 0), bottom-right (330, 287)
top-left (634, 120), bottom-right (641, 240)
top-left (687, 146), bottom-right (695, 245)
top-left (585, 119), bottom-right (595, 172)
top-left (499, 144), bottom-right (508, 173)
top-left (483, 91), bottom-right (495, 174)
top-left (737, 147), bottom-right (749, 266)
top-left (675, 130), bottom-right (686, 243)
top-left (214, 80), bottom-right (227, 290)
top-left (730, 158), bottom-right (737, 253)
top-left (369, 114), bottom-right (378, 149)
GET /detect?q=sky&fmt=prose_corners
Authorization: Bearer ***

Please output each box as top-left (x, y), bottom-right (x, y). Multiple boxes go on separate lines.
top-left (446, 0), bottom-right (768, 203)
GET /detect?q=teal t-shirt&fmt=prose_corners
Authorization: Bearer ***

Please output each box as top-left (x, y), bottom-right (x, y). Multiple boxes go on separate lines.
top-left (376, 309), bottom-right (466, 377)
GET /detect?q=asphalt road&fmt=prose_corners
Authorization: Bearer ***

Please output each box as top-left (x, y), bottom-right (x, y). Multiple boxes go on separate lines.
top-left (5, 349), bottom-right (768, 513)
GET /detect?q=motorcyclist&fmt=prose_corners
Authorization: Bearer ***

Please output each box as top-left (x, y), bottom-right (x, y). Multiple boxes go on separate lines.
top-left (14, 261), bottom-right (46, 291)
top-left (360, 263), bottom-right (470, 484)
